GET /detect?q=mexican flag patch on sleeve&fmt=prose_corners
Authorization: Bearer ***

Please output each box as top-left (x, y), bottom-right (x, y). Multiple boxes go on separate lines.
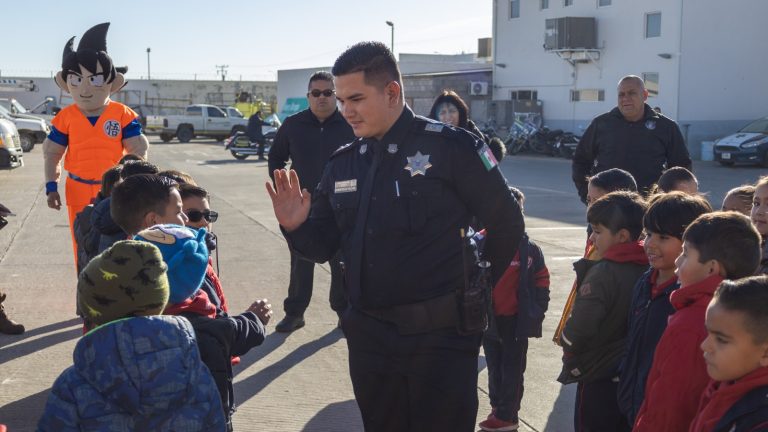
top-left (477, 143), bottom-right (499, 171)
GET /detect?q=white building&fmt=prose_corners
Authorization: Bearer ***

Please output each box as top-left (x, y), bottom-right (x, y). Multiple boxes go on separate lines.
top-left (492, 0), bottom-right (768, 157)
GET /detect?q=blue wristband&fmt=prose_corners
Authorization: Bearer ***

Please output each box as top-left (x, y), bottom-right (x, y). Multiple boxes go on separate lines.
top-left (45, 181), bottom-right (58, 195)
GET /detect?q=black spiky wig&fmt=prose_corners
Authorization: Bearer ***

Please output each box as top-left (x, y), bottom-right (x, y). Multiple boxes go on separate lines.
top-left (61, 22), bottom-right (117, 84)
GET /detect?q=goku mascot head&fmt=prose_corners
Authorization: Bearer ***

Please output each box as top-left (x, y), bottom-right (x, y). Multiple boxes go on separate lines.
top-left (54, 22), bottom-right (127, 115)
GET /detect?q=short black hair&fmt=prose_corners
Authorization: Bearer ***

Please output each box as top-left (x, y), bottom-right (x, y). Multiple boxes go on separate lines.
top-left (655, 166), bottom-right (697, 193)
top-left (120, 160), bottom-right (159, 179)
top-left (308, 71), bottom-right (333, 89)
top-left (587, 191), bottom-right (647, 239)
top-left (332, 41), bottom-right (402, 89)
top-left (644, 192), bottom-right (712, 239)
top-left (714, 276), bottom-right (768, 343)
top-left (179, 184), bottom-right (208, 201)
top-left (100, 165), bottom-right (123, 198)
top-left (488, 137), bottom-right (506, 163)
top-left (588, 168), bottom-right (638, 194)
top-left (683, 211), bottom-right (762, 279)
top-left (428, 90), bottom-right (469, 128)
top-left (157, 169), bottom-right (197, 186)
top-left (111, 174), bottom-right (178, 235)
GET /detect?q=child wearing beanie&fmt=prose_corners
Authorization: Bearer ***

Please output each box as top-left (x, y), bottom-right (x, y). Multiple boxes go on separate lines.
top-left (135, 224), bottom-right (272, 432)
top-left (38, 240), bottom-right (226, 431)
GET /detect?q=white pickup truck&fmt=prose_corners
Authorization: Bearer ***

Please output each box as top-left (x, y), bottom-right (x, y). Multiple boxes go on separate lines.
top-left (146, 104), bottom-right (248, 143)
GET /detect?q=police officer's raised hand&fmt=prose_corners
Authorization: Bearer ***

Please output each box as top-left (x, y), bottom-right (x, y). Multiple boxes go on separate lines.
top-left (47, 191), bottom-right (62, 210)
top-left (266, 169), bottom-right (311, 232)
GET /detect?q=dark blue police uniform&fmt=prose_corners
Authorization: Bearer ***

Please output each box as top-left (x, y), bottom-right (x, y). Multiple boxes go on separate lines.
top-left (284, 106), bottom-right (524, 431)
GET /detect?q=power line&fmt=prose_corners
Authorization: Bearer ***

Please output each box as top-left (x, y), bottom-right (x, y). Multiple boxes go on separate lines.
top-left (215, 65), bottom-right (229, 81)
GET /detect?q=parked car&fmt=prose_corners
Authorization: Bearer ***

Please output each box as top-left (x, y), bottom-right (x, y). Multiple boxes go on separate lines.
top-left (0, 118), bottom-right (24, 169)
top-left (145, 104), bottom-right (248, 143)
top-left (0, 103), bottom-right (49, 152)
top-left (714, 116), bottom-right (768, 167)
top-left (218, 106), bottom-right (245, 119)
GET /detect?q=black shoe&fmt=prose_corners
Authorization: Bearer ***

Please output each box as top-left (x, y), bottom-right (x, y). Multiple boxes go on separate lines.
top-left (275, 315), bottom-right (305, 333)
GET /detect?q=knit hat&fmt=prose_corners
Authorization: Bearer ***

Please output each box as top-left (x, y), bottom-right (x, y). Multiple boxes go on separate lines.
top-left (77, 240), bottom-right (170, 327)
top-left (134, 224), bottom-right (209, 304)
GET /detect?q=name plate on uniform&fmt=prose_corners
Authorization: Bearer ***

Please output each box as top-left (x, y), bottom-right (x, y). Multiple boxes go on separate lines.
top-left (334, 179), bottom-right (357, 193)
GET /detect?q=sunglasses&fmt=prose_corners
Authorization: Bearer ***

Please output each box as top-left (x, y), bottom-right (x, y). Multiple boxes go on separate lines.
top-left (186, 209), bottom-right (218, 223)
top-left (308, 89), bottom-right (335, 98)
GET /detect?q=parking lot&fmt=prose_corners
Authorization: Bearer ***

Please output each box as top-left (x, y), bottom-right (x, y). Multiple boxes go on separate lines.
top-left (0, 137), bottom-right (765, 431)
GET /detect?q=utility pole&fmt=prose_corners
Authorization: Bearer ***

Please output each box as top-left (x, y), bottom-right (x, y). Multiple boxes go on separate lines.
top-left (146, 47), bottom-right (151, 80)
top-left (216, 65), bottom-right (229, 82)
top-left (386, 21), bottom-right (395, 54)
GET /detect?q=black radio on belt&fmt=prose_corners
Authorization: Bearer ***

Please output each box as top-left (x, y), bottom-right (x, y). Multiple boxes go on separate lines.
top-left (457, 228), bottom-right (492, 335)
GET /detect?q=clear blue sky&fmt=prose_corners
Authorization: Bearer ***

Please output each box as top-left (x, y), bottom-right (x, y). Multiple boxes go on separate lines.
top-left (1, 0), bottom-right (492, 81)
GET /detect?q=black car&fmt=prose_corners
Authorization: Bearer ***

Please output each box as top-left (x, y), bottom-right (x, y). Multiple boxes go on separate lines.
top-left (714, 116), bottom-right (768, 167)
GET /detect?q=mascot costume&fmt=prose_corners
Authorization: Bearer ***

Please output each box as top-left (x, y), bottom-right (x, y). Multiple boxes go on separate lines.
top-left (43, 23), bottom-right (148, 270)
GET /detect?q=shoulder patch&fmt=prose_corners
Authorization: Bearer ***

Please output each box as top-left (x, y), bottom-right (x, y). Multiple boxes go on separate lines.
top-left (329, 139), bottom-right (361, 159)
top-left (425, 123), bottom-right (444, 133)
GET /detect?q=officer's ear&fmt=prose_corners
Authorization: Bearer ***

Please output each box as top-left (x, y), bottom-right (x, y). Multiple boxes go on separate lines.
top-left (384, 81), bottom-right (402, 106)
top-left (642, 88), bottom-right (649, 101)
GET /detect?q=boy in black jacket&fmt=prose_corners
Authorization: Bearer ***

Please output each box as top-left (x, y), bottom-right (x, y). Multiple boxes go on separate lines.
top-left (135, 224), bottom-right (271, 432)
top-left (477, 187), bottom-right (550, 432)
top-left (559, 191), bottom-right (648, 432)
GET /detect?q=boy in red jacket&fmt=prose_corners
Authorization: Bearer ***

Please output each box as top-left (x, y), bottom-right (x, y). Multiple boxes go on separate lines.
top-left (559, 191), bottom-right (649, 432)
top-left (633, 212), bottom-right (761, 432)
top-left (690, 276), bottom-right (768, 432)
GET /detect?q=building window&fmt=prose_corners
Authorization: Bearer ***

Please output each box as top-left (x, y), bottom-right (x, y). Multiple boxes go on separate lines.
top-left (643, 73), bottom-right (659, 97)
top-left (570, 89), bottom-right (605, 102)
top-left (598, 0), bottom-right (611, 6)
top-left (540, 0), bottom-right (549, 9)
top-left (645, 12), bottom-right (662, 38)
top-left (510, 0), bottom-right (520, 18)
top-left (564, 0), bottom-right (573, 6)
top-left (511, 90), bottom-right (538, 100)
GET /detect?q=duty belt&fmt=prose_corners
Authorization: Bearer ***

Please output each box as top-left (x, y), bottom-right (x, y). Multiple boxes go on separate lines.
top-left (68, 172), bottom-right (101, 185)
top-left (360, 292), bottom-right (459, 335)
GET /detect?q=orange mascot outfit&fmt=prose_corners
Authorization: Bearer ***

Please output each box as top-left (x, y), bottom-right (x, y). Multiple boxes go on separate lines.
top-left (43, 23), bottom-right (148, 271)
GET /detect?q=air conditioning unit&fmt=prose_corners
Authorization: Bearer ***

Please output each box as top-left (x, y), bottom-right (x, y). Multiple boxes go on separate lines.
top-left (469, 81), bottom-right (489, 96)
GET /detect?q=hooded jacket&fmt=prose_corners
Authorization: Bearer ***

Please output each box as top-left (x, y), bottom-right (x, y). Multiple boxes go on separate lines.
top-left (618, 269), bottom-right (680, 424)
top-left (91, 197), bottom-right (127, 254)
top-left (633, 274), bottom-right (725, 432)
top-left (37, 315), bottom-right (226, 431)
top-left (559, 241), bottom-right (648, 384)
top-left (690, 368), bottom-right (768, 432)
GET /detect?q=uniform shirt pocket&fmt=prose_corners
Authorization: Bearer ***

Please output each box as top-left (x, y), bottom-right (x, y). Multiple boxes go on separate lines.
top-left (331, 192), bottom-right (359, 230)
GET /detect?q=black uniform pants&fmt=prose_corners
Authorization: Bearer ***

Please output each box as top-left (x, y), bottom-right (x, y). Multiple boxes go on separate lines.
top-left (574, 377), bottom-right (630, 432)
top-left (341, 307), bottom-right (482, 432)
top-left (283, 248), bottom-right (345, 317)
top-left (482, 315), bottom-right (528, 423)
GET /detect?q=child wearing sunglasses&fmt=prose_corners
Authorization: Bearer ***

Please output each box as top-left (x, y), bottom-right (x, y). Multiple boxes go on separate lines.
top-left (179, 184), bottom-right (228, 316)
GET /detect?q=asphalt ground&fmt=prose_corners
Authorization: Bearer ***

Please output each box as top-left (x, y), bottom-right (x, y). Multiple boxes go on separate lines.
top-left (0, 137), bottom-right (764, 431)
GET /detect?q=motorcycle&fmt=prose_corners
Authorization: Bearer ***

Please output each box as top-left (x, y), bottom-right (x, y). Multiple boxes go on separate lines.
top-left (224, 130), bottom-right (274, 160)
top-left (554, 132), bottom-right (580, 159)
top-left (527, 127), bottom-right (565, 156)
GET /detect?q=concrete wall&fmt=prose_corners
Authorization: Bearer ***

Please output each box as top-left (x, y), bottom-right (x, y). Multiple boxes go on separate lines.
top-left (493, 0), bottom-right (768, 158)
top-left (678, 0), bottom-right (768, 158)
top-left (403, 71), bottom-right (493, 119)
top-left (0, 76), bottom-right (276, 116)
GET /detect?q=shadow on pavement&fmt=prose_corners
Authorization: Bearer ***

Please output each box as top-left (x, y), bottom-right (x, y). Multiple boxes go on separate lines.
top-left (302, 399), bottom-right (363, 431)
top-left (232, 331), bottom-right (289, 377)
top-left (543, 383), bottom-right (576, 432)
top-left (0, 325), bottom-right (81, 367)
top-left (202, 159), bottom-right (267, 166)
top-left (0, 318), bottom-right (81, 349)
top-left (234, 330), bottom-right (344, 404)
top-left (0, 388), bottom-right (49, 430)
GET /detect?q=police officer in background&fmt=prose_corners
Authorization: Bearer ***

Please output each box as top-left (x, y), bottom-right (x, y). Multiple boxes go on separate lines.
top-left (266, 41), bottom-right (524, 431)
top-left (572, 75), bottom-right (692, 202)
top-left (268, 71), bottom-right (356, 332)
top-left (246, 110), bottom-right (269, 160)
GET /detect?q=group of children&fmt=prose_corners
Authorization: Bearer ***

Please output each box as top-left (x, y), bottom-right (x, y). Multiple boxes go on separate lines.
top-left (535, 167), bottom-right (768, 432)
top-left (36, 157), bottom-right (272, 431)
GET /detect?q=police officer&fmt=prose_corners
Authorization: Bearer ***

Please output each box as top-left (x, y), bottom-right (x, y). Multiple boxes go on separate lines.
top-left (572, 75), bottom-right (692, 202)
top-left (266, 42), bottom-right (524, 432)
top-left (246, 111), bottom-right (269, 160)
top-left (268, 71), bottom-right (356, 332)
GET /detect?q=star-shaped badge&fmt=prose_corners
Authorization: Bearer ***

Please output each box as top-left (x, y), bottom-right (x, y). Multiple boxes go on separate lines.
top-left (404, 151), bottom-right (432, 177)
